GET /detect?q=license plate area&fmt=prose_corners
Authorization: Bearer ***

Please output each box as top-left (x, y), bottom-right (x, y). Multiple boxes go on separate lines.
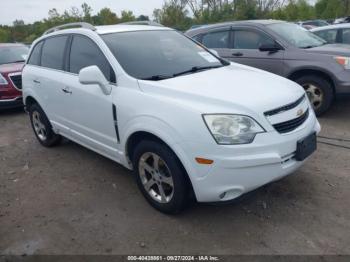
top-left (296, 132), bottom-right (317, 161)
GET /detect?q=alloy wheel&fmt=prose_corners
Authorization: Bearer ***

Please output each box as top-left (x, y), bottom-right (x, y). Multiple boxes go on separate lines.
top-left (303, 83), bottom-right (324, 111)
top-left (138, 152), bottom-right (174, 204)
top-left (32, 111), bottom-right (47, 141)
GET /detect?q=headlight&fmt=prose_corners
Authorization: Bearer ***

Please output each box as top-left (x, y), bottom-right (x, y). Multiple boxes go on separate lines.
top-left (203, 114), bottom-right (265, 145)
top-left (334, 56), bottom-right (350, 69)
top-left (0, 73), bottom-right (8, 85)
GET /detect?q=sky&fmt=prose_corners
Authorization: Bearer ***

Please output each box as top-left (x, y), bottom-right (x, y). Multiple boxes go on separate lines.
top-left (0, 0), bottom-right (165, 25)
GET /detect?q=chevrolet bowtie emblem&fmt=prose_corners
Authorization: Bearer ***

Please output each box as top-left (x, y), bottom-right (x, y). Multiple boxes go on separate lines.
top-left (297, 109), bottom-right (304, 117)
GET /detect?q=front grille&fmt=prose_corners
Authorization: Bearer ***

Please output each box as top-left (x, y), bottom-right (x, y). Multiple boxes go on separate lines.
top-left (265, 95), bottom-right (306, 116)
top-left (273, 109), bottom-right (309, 134)
top-left (9, 74), bottom-right (22, 90)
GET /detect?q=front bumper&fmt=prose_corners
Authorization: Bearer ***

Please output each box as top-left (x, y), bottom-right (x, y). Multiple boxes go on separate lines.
top-left (0, 97), bottom-right (23, 110)
top-left (181, 112), bottom-right (321, 202)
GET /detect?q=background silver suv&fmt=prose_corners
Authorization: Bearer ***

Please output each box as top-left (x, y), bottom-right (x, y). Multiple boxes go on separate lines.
top-left (186, 20), bottom-right (350, 116)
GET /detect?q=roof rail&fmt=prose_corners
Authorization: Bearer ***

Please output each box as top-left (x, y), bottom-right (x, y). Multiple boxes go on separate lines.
top-left (43, 22), bottom-right (96, 35)
top-left (120, 21), bottom-right (164, 27)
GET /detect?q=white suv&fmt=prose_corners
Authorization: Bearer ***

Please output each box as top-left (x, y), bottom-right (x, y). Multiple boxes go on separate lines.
top-left (22, 22), bottom-right (320, 214)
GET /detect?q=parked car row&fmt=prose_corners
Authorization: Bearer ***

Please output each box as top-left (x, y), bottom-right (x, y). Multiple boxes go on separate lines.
top-left (186, 20), bottom-right (350, 116)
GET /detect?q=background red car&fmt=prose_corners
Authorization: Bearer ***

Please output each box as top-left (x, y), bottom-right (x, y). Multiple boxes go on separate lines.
top-left (0, 43), bottom-right (29, 109)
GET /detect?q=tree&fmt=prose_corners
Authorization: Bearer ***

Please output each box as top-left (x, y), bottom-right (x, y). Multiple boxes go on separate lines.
top-left (95, 8), bottom-right (119, 25)
top-left (82, 3), bottom-right (93, 22)
top-left (0, 28), bottom-right (10, 42)
top-left (120, 10), bottom-right (136, 23)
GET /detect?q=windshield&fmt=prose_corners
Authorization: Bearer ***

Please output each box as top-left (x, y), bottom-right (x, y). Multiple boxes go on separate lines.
top-left (102, 30), bottom-right (224, 80)
top-left (268, 23), bottom-right (326, 49)
top-left (0, 46), bottom-right (29, 65)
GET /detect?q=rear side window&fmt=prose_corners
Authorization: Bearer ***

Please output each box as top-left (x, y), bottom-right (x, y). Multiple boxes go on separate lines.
top-left (28, 41), bottom-right (43, 66)
top-left (69, 35), bottom-right (114, 82)
top-left (202, 31), bottom-right (230, 49)
top-left (233, 30), bottom-right (275, 49)
top-left (41, 36), bottom-right (68, 70)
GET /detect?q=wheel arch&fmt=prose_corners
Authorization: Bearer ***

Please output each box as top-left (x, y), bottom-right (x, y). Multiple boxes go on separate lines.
top-left (25, 96), bottom-right (39, 110)
top-left (287, 68), bottom-right (336, 93)
top-left (125, 130), bottom-right (196, 198)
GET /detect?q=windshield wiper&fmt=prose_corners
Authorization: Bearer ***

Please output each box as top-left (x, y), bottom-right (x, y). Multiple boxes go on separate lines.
top-left (173, 65), bottom-right (223, 77)
top-left (12, 60), bottom-right (26, 63)
top-left (141, 75), bottom-right (173, 81)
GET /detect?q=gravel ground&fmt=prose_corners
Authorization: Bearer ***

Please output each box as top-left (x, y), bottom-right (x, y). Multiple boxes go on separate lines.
top-left (0, 99), bottom-right (349, 256)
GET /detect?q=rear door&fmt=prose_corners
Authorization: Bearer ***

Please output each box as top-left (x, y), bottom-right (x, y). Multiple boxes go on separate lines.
top-left (229, 27), bottom-right (285, 75)
top-left (36, 35), bottom-right (71, 134)
top-left (197, 26), bottom-right (234, 59)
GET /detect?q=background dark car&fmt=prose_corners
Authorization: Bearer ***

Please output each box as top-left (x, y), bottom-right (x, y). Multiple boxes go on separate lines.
top-left (186, 20), bottom-right (350, 115)
top-left (0, 43), bottom-right (28, 109)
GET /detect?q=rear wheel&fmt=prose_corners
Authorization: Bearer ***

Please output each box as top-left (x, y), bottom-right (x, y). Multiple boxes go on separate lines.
top-left (132, 140), bottom-right (189, 214)
top-left (295, 75), bottom-right (334, 116)
top-left (29, 103), bottom-right (62, 147)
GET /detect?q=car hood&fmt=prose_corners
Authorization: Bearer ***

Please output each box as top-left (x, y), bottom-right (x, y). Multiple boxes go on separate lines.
top-left (0, 62), bottom-right (24, 74)
top-left (306, 44), bottom-right (350, 56)
top-left (138, 63), bottom-right (305, 115)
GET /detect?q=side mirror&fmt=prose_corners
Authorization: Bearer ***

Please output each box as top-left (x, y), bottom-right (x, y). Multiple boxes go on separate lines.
top-left (209, 49), bottom-right (219, 57)
top-left (259, 43), bottom-right (281, 53)
top-left (79, 65), bottom-right (112, 95)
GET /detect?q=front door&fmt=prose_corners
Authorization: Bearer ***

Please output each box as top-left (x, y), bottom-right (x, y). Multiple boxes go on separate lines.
top-left (62, 34), bottom-right (119, 159)
top-left (229, 27), bottom-right (285, 76)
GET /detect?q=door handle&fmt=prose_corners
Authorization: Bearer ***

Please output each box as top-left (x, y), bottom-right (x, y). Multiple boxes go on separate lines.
top-left (33, 79), bottom-right (40, 84)
top-left (62, 87), bottom-right (72, 94)
top-left (232, 52), bottom-right (243, 57)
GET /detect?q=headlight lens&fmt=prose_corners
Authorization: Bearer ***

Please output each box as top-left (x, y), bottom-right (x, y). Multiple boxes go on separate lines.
top-left (0, 73), bottom-right (8, 85)
top-left (203, 114), bottom-right (265, 145)
top-left (334, 56), bottom-right (350, 69)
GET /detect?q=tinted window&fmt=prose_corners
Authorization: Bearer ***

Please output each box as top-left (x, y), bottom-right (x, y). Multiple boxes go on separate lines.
top-left (27, 41), bottom-right (43, 66)
top-left (41, 36), bottom-right (68, 70)
top-left (192, 34), bottom-right (202, 43)
top-left (0, 45), bottom-right (29, 65)
top-left (202, 31), bottom-right (230, 48)
top-left (102, 30), bottom-right (223, 80)
top-left (69, 35), bottom-right (113, 82)
top-left (314, 29), bottom-right (338, 43)
top-left (234, 30), bottom-right (274, 49)
top-left (342, 29), bottom-right (350, 44)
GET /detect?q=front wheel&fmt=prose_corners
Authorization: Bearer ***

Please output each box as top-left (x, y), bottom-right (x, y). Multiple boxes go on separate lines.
top-left (132, 140), bottom-right (189, 214)
top-left (295, 75), bottom-right (334, 116)
top-left (29, 103), bottom-right (62, 147)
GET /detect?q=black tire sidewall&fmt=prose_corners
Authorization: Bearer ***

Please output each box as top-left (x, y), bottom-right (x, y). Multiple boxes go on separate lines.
top-left (132, 140), bottom-right (189, 214)
top-left (295, 75), bottom-right (334, 116)
top-left (29, 104), bottom-right (61, 147)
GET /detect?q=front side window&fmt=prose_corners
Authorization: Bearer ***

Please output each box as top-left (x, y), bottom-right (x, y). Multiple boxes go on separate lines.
top-left (268, 23), bottom-right (326, 49)
top-left (314, 29), bottom-right (338, 44)
top-left (41, 36), bottom-right (68, 70)
top-left (69, 35), bottom-right (114, 82)
top-left (102, 30), bottom-right (224, 80)
top-left (0, 45), bottom-right (29, 65)
top-left (27, 41), bottom-right (43, 66)
top-left (233, 30), bottom-right (275, 49)
top-left (202, 31), bottom-right (230, 49)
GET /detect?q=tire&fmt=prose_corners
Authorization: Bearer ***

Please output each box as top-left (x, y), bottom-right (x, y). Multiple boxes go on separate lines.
top-left (132, 140), bottom-right (189, 214)
top-left (295, 75), bottom-right (334, 116)
top-left (29, 103), bottom-right (62, 147)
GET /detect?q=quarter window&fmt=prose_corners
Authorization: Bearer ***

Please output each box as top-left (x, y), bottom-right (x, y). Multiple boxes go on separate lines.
top-left (69, 35), bottom-right (114, 82)
top-left (233, 30), bottom-right (274, 49)
top-left (28, 41), bottom-right (43, 66)
top-left (41, 36), bottom-right (68, 70)
top-left (202, 31), bottom-right (230, 49)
